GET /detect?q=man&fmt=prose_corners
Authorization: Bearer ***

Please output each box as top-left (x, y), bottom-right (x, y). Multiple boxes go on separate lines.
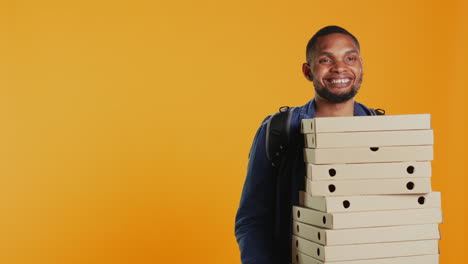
top-left (235, 26), bottom-right (380, 264)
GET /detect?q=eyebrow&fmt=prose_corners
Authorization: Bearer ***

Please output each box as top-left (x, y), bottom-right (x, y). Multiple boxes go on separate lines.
top-left (317, 50), bottom-right (360, 56)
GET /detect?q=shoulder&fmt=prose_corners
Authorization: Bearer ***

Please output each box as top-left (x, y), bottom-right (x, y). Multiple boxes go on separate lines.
top-left (355, 101), bottom-right (374, 116)
top-left (355, 101), bottom-right (386, 116)
top-left (259, 100), bottom-right (315, 138)
top-left (288, 101), bottom-right (315, 133)
top-left (262, 106), bottom-right (305, 133)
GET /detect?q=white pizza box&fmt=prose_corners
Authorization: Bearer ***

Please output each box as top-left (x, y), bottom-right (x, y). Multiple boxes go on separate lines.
top-left (304, 146), bottom-right (433, 164)
top-left (292, 235), bottom-right (438, 262)
top-left (292, 251), bottom-right (439, 264)
top-left (305, 177), bottom-right (432, 196)
top-left (292, 206), bottom-right (442, 229)
top-left (304, 130), bottom-right (433, 148)
top-left (301, 114), bottom-right (431, 134)
top-left (293, 221), bottom-right (440, 245)
top-left (299, 191), bottom-right (441, 213)
top-left (307, 161), bottom-right (431, 181)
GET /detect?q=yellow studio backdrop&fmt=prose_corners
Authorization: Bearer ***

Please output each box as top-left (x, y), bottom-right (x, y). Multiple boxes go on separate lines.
top-left (0, 0), bottom-right (466, 263)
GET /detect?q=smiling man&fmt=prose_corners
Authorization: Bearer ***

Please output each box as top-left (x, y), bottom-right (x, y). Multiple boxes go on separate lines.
top-left (303, 28), bottom-right (364, 117)
top-left (235, 26), bottom-right (381, 264)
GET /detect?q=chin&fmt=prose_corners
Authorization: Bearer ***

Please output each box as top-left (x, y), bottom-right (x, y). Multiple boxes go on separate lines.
top-left (328, 88), bottom-right (353, 96)
top-left (315, 86), bottom-right (359, 104)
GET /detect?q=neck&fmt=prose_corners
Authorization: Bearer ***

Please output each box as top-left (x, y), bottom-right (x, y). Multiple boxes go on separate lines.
top-left (315, 97), bottom-right (355, 117)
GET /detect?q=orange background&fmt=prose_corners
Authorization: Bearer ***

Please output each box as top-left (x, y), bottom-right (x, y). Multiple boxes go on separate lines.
top-left (0, 0), bottom-right (467, 263)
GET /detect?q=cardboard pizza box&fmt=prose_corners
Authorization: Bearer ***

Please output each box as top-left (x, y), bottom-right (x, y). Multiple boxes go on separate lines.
top-left (301, 114), bottom-right (431, 134)
top-left (299, 191), bottom-right (441, 213)
top-left (292, 235), bottom-right (438, 262)
top-left (304, 130), bottom-right (433, 148)
top-left (306, 162), bottom-right (431, 181)
top-left (292, 206), bottom-right (442, 229)
top-left (305, 177), bottom-right (432, 196)
top-left (292, 251), bottom-right (438, 264)
top-left (293, 221), bottom-right (440, 245)
top-left (304, 145), bottom-right (433, 164)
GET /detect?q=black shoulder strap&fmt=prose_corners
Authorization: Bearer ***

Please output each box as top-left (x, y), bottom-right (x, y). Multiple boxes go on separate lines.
top-left (370, 108), bottom-right (386, 116)
top-left (266, 106), bottom-right (294, 167)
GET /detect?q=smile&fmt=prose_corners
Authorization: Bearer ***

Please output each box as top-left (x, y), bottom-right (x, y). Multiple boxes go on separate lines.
top-left (329, 78), bottom-right (351, 84)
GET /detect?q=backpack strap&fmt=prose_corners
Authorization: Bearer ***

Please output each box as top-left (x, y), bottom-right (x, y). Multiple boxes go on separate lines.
top-left (266, 106), bottom-right (295, 167)
top-left (370, 108), bottom-right (386, 116)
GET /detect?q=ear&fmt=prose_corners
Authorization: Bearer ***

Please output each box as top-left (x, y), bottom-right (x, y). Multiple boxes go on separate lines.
top-left (302, 62), bottom-right (313, 82)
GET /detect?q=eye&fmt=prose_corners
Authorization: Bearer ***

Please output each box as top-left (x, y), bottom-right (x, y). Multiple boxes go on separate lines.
top-left (318, 58), bottom-right (332, 64)
top-left (345, 56), bottom-right (358, 63)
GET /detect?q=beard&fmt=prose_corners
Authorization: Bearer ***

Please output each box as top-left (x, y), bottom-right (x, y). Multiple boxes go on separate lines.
top-left (313, 73), bottom-right (363, 103)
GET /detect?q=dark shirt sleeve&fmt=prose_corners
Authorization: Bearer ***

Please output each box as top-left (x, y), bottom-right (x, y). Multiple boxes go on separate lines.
top-left (235, 121), bottom-right (276, 264)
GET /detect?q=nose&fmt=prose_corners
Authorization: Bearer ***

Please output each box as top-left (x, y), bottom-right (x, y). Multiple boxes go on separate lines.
top-left (330, 60), bottom-right (348, 73)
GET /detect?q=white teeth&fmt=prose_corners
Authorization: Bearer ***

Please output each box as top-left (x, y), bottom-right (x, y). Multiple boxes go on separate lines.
top-left (330, 79), bottom-right (350, 84)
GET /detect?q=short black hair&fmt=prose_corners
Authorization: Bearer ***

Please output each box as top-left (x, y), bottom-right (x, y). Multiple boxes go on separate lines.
top-left (306, 25), bottom-right (360, 63)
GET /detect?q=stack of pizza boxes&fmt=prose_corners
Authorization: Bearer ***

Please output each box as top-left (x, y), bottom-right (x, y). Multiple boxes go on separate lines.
top-left (292, 114), bottom-right (442, 264)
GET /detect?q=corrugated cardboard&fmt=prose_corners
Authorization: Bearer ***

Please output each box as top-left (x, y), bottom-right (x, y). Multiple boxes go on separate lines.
top-left (293, 206), bottom-right (442, 229)
top-left (293, 235), bottom-right (438, 262)
top-left (293, 205), bottom-right (333, 229)
top-left (305, 177), bottom-right (432, 196)
top-left (292, 251), bottom-right (439, 264)
top-left (301, 114), bottom-right (431, 134)
top-left (307, 162), bottom-right (431, 181)
top-left (304, 145), bottom-right (433, 164)
top-left (293, 221), bottom-right (440, 245)
top-left (304, 130), bottom-right (433, 148)
top-left (304, 129), bottom-right (434, 148)
top-left (299, 191), bottom-right (441, 213)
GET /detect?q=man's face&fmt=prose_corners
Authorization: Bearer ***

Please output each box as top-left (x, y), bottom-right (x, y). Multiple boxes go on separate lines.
top-left (305, 33), bottom-right (363, 103)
